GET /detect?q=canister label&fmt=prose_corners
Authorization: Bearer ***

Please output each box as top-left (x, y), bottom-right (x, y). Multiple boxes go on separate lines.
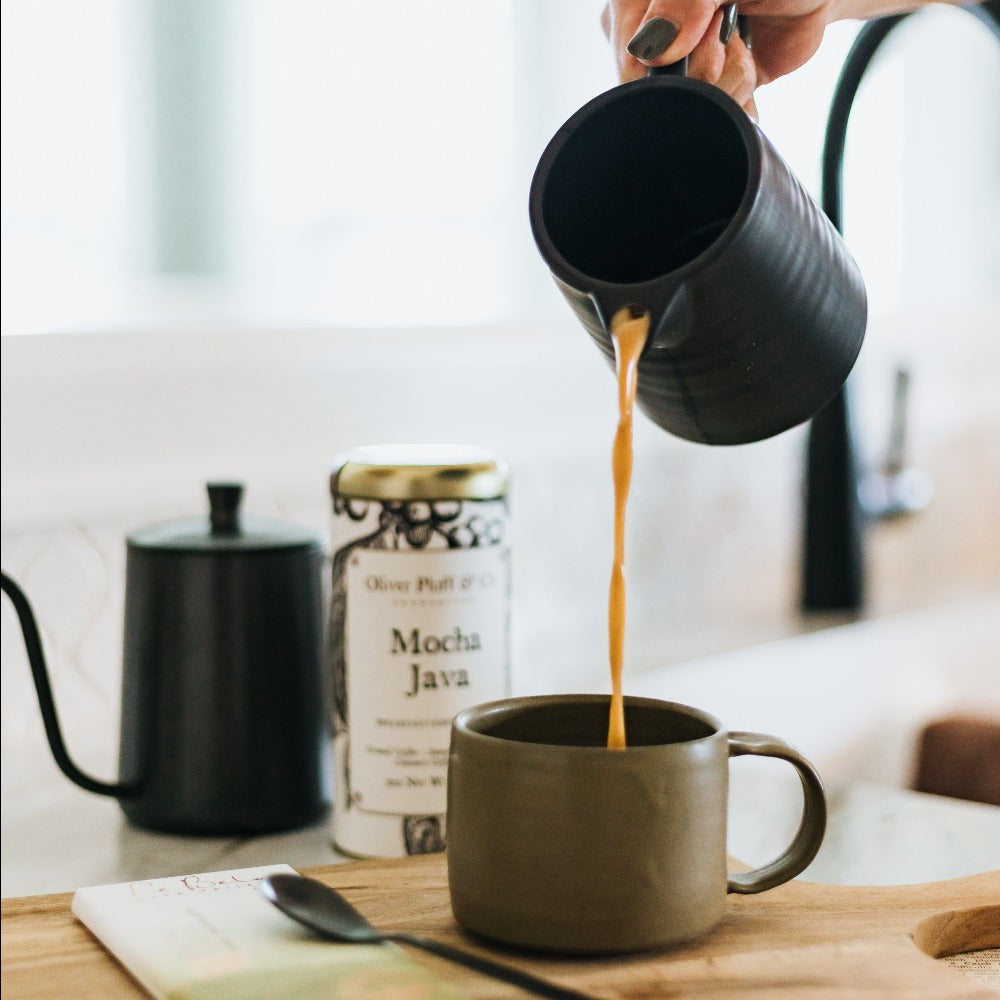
top-left (329, 493), bottom-right (509, 857)
top-left (345, 546), bottom-right (507, 815)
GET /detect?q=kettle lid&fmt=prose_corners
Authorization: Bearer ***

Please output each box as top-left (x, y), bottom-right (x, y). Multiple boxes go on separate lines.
top-left (127, 482), bottom-right (321, 553)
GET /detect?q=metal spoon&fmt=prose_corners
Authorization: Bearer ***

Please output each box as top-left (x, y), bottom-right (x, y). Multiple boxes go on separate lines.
top-left (260, 873), bottom-right (594, 1000)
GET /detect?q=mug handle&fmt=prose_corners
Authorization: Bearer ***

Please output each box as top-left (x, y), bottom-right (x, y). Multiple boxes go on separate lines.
top-left (725, 731), bottom-right (827, 894)
top-left (648, 59), bottom-right (688, 77)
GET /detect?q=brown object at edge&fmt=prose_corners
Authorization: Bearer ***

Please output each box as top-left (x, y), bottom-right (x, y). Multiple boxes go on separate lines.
top-left (2, 854), bottom-right (999, 1000)
top-left (913, 715), bottom-right (1000, 807)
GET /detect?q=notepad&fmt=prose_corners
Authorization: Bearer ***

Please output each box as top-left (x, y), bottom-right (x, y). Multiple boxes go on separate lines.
top-left (71, 864), bottom-right (460, 1000)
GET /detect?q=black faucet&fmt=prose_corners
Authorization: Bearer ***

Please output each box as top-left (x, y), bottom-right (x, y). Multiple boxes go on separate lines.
top-left (801, 1), bottom-right (1000, 612)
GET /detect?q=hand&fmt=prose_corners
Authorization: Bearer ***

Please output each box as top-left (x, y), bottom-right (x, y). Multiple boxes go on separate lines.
top-left (601, 0), bottom-right (841, 113)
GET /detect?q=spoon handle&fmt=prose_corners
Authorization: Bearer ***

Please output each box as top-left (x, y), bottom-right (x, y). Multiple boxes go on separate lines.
top-left (389, 933), bottom-right (596, 1000)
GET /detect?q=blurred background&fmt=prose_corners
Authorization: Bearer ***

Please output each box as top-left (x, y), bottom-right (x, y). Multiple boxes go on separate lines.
top-left (3, 0), bottom-right (999, 680)
top-left (3, 0), bottom-right (999, 336)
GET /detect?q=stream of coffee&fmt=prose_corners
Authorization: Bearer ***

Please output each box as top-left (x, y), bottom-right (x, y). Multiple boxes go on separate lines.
top-left (607, 306), bottom-right (651, 750)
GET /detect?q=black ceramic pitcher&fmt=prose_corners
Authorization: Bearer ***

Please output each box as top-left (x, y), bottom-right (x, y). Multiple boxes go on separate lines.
top-left (1, 483), bottom-right (330, 835)
top-left (529, 62), bottom-right (867, 445)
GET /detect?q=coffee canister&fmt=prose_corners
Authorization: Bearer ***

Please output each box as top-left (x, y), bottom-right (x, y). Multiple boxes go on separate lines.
top-left (328, 444), bottom-right (510, 857)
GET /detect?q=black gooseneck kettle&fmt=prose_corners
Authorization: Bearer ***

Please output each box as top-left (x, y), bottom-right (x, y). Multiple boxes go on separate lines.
top-left (529, 37), bottom-right (868, 445)
top-left (2, 483), bottom-right (330, 835)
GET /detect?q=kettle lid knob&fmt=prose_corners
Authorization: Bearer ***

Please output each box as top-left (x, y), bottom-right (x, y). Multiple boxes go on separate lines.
top-left (207, 482), bottom-right (244, 536)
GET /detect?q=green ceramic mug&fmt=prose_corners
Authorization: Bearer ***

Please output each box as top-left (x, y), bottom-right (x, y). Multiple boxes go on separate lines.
top-left (446, 694), bottom-right (826, 954)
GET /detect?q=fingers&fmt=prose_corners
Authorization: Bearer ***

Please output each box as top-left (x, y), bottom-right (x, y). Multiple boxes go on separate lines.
top-left (603, 0), bottom-right (721, 82)
top-left (689, 25), bottom-right (757, 110)
top-left (687, 8), bottom-right (728, 83)
top-left (627, 0), bottom-right (720, 69)
top-left (610, 0), bottom-right (663, 82)
top-left (601, 0), bottom-right (759, 117)
top-left (743, 11), bottom-right (828, 85)
top-left (714, 34), bottom-right (758, 109)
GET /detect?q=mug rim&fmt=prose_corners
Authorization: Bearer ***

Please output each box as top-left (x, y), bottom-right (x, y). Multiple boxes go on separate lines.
top-left (528, 75), bottom-right (761, 298)
top-left (452, 693), bottom-right (723, 753)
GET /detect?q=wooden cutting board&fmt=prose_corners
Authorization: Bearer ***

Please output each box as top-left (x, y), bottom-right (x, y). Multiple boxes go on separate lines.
top-left (2, 854), bottom-right (997, 999)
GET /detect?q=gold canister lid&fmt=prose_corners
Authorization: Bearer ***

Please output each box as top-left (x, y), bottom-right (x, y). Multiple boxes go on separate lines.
top-left (331, 444), bottom-right (509, 501)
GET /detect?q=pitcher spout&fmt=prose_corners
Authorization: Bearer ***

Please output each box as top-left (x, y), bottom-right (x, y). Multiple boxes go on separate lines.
top-left (647, 283), bottom-right (692, 351)
top-left (592, 282), bottom-right (691, 355)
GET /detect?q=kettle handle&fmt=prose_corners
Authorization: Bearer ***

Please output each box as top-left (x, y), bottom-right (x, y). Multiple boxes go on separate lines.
top-left (1, 571), bottom-right (132, 797)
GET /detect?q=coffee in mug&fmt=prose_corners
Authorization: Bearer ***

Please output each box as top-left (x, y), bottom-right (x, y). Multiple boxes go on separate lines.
top-left (447, 694), bottom-right (826, 954)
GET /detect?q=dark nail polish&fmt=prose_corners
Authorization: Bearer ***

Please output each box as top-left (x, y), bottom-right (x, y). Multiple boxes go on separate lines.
top-left (719, 4), bottom-right (738, 45)
top-left (626, 18), bottom-right (679, 61)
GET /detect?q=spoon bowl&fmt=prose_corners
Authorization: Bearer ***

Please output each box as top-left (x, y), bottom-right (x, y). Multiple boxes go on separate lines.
top-left (259, 873), bottom-right (593, 1000)
top-left (260, 872), bottom-right (378, 944)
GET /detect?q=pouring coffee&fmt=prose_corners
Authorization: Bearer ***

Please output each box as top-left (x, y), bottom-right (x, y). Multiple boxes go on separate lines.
top-left (529, 58), bottom-right (867, 445)
top-left (1, 483), bottom-right (330, 835)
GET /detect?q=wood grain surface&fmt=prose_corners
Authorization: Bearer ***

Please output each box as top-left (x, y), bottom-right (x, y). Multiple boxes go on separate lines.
top-left (2, 854), bottom-right (998, 999)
